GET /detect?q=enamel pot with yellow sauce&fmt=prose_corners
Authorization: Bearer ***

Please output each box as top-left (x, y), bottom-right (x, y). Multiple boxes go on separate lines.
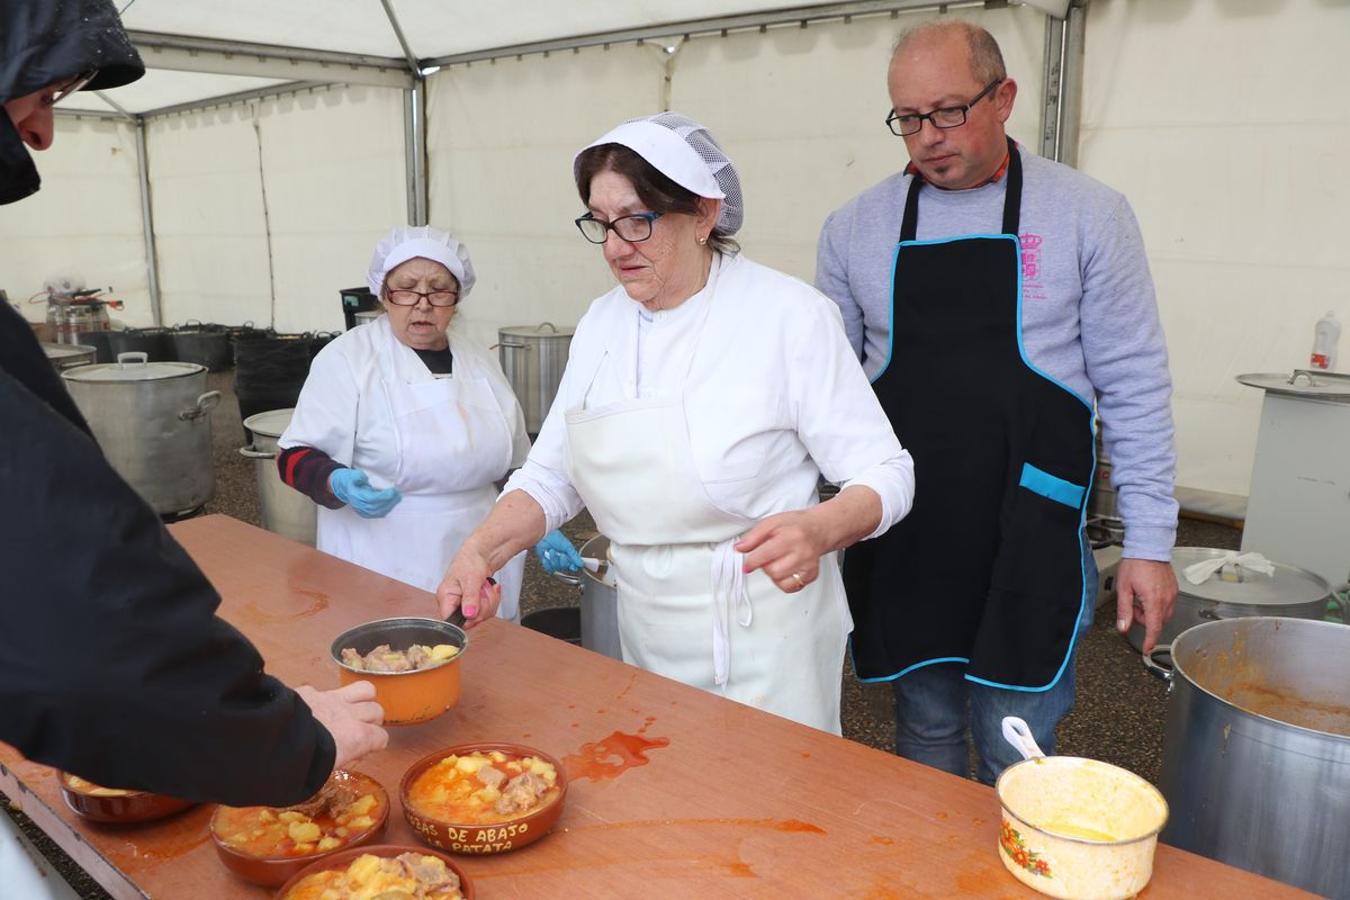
top-left (994, 718), bottom-right (1168, 900)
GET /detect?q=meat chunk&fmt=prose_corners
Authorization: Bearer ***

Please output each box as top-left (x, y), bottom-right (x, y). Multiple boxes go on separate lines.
top-left (394, 851), bottom-right (459, 890)
top-left (474, 765), bottom-right (506, 790)
top-left (493, 771), bottom-right (548, 815)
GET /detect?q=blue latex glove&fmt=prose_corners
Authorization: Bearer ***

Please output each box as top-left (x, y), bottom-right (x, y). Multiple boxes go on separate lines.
top-left (533, 529), bottom-right (583, 574)
top-left (329, 467), bottom-right (402, 519)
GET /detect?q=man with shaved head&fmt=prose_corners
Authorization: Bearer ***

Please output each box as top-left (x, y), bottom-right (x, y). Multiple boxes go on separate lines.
top-left (817, 20), bottom-right (1178, 783)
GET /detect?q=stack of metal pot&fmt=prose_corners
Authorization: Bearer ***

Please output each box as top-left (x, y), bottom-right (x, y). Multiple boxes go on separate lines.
top-left (61, 352), bottom-right (220, 516)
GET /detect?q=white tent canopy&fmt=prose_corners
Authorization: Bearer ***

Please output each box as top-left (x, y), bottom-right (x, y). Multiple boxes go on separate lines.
top-left (8, 0), bottom-right (1350, 505)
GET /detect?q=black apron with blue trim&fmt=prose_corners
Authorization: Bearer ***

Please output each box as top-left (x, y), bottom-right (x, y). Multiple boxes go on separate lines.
top-left (845, 140), bottom-right (1095, 689)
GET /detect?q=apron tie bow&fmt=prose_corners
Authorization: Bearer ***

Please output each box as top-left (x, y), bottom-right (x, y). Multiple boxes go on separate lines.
top-left (710, 537), bottom-right (754, 690)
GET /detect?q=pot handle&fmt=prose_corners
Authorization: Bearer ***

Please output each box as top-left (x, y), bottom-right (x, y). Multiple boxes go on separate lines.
top-left (1142, 644), bottom-right (1174, 683)
top-left (178, 390), bottom-right (222, 421)
top-left (551, 570), bottom-right (583, 588)
top-left (1001, 716), bottom-right (1047, 761)
top-left (238, 445), bottom-right (275, 459)
top-left (494, 340), bottom-right (530, 351)
top-left (116, 351), bottom-right (148, 366)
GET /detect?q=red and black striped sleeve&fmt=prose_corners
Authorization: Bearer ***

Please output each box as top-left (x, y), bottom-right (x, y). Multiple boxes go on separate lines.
top-left (276, 446), bottom-right (345, 509)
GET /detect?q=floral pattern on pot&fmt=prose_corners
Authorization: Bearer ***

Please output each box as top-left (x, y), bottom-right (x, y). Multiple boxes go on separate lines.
top-left (1000, 820), bottom-right (1052, 878)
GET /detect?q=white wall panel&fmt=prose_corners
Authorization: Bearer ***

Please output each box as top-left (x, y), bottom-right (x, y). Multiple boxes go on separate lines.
top-left (256, 86), bottom-right (406, 334)
top-left (0, 119), bottom-right (150, 327)
top-left (147, 106), bottom-right (272, 327)
top-left (426, 45), bottom-right (665, 350)
top-left (1081, 0), bottom-right (1350, 496)
top-left (148, 85), bottom-right (405, 333)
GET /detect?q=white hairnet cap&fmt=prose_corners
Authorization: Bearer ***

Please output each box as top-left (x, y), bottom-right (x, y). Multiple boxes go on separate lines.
top-left (366, 225), bottom-right (476, 299)
top-left (574, 112), bottom-right (744, 235)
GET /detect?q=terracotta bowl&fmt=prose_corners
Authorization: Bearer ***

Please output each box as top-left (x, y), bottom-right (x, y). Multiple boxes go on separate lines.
top-left (210, 770), bottom-right (389, 887)
top-left (274, 843), bottom-right (474, 900)
top-left (58, 772), bottom-right (195, 824)
top-left (330, 617), bottom-right (468, 726)
top-left (400, 743), bottom-right (568, 856)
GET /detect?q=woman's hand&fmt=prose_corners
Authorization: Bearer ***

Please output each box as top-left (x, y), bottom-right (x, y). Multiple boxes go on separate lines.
top-left (735, 510), bottom-right (829, 594)
top-left (436, 544), bottom-right (501, 627)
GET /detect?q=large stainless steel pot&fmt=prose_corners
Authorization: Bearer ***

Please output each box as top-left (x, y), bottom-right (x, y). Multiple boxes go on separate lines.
top-left (551, 534), bottom-right (621, 660)
top-left (1127, 547), bottom-right (1332, 652)
top-left (1145, 617), bottom-right (1350, 897)
top-left (497, 322), bottom-right (574, 435)
top-left (240, 408), bottom-right (317, 545)
top-left (62, 352), bottom-right (221, 515)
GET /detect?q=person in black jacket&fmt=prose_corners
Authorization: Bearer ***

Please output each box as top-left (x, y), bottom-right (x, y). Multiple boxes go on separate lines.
top-left (0, 0), bottom-right (387, 807)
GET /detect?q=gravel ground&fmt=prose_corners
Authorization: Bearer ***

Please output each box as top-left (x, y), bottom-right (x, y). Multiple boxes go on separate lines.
top-left (4, 371), bottom-right (1243, 896)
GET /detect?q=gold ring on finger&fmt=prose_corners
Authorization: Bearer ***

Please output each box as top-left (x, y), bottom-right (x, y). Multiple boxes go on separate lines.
top-left (791, 572), bottom-right (804, 588)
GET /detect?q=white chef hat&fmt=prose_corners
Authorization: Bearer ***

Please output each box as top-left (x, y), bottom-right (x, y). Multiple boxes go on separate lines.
top-left (574, 112), bottom-right (744, 235)
top-left (366, 225), bottom-right (476, 299)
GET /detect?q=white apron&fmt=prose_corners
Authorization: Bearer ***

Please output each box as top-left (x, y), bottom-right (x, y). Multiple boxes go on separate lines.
top-left (563, 269), bottom-right (847, 733)
top-left (317, 326), bottom-right (525, 619)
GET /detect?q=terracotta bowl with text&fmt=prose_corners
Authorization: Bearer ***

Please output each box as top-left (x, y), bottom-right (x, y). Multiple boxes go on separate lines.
top-left (274, 843), bottom-right (474, 900)
top-left (400, 743), bottom-right (567, 855)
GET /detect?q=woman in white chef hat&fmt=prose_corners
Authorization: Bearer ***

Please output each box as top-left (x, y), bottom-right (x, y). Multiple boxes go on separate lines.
top-left (438, 114), bottom-right (915, 731)
top-left (279, 226), bottom-right (575, 621)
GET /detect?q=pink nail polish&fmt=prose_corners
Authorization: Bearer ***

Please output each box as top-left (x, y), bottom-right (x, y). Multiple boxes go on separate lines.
top-left (464, 605), bottom-right (478, 618)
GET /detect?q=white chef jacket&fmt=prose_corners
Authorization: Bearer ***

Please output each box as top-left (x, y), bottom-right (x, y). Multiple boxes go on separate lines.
top-left (279, 316), bottom-right (530, 594)
top-left (506, 252), bottom-right (914, 532)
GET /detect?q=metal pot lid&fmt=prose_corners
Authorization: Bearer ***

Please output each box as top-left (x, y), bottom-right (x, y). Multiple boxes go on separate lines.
top-left (243, 407), bottom-right (296, 439)
top-left (499, 321), bottom-right (575, 339)
top-left (1172, 547), bottom-right (1332, 606)
top-left (62, 358), bottom-right (205, 382)
top-left (41, 342), bottom-right (96, 359)
top-left (1236, 370), bottom-right (1350, 401)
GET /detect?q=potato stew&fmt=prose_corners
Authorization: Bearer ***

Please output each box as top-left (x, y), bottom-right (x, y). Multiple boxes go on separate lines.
top-left (212, 771), bottom-right (384, 859)
top-left (281, 851), bottom-right (462, 900)
top-left (406, 750), bottom-right (560, 825)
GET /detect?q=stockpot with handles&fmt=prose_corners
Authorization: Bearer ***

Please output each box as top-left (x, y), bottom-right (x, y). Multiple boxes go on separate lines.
top-left (62, 352), bottom-right (220, 515)
top-left (550, 534), bottom-right (621, 660)
top-left (1145, 616), bottom-right (1350, 897)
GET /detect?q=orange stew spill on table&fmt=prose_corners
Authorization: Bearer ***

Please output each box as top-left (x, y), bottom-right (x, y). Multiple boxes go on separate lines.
top-left (212, 772), bottom-right (385, 859)
top-left (563, 731), bottom-right (671, 782)
top-left (406, 750), bottom-right (560, 825)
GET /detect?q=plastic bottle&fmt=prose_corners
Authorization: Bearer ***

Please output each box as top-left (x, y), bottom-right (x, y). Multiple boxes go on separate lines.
top-left (1311, 311), bottom-right (1340, 370)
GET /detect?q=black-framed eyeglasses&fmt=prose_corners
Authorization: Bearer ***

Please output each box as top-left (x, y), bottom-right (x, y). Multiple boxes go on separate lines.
top-left (885, 78), bottom-right (1002, 137)
top-left (385, 289), bottom-right (459, 308)
top-left (575, 211), bottom-right (664, 244)
top-left (48, 69), bottom-right (99, 107)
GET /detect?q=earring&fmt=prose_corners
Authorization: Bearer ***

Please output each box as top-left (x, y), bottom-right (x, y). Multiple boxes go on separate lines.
top-left (698, 235), bottom-right (708, 245)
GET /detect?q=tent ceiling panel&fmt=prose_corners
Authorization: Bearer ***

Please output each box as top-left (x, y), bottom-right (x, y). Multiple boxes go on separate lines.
top-left (60, 70), bottom-right (291, 115)
top-left (120, 1), bottom-right (407, 59)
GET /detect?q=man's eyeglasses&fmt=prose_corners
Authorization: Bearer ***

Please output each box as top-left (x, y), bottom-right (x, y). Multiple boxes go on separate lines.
top-left (48, 69), bottom-right (99, 107)
top-left (885, 78), bottom-right (1002, 137)
top-left (575, 211), bottom-right (664, 244)
top-left (386, 289), bottom-right (459, 307)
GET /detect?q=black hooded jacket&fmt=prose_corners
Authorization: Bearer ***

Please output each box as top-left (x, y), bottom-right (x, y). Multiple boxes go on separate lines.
top-left (1, 0), bottom-right (144, 204)
top-left (0, 0), bottom-right (335, 805)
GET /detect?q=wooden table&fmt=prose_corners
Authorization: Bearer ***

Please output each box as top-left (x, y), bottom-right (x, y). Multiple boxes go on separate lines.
top-left (0, 515), bottom-right (1309, 898)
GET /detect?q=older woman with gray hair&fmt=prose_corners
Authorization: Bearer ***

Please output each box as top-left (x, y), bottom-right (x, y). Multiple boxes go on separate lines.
top-left (438, 114), bottom-right (914, 732)
top-left (279, 226), bottom-right (575, 620)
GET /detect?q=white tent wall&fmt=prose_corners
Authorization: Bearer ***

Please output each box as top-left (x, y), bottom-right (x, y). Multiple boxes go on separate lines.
top-left (1079, 0), bottom-right (1350, 498)
top-left (147, 84), bottom-right (406, 332)
top-left (0, 119), bottom-right (150, 327)
top-left (425, 5), bottom-right (1046, 350)
top-left (425, 44), bottom-right (666, 350)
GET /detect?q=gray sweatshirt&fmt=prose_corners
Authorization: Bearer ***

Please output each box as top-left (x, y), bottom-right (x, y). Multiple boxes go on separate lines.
top-left (816, 145), bottom-right (1177, 561)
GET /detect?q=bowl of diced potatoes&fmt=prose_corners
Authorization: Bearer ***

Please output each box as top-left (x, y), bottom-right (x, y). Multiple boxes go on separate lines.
top-left (400, 743), bottom-right (567, 855)
top-left (209, 769), bottom-right (389, 887)
top-left (330, 617), bottom-right (469, 725)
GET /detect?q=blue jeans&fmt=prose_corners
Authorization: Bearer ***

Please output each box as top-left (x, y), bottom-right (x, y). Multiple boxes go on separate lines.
top-left (892, 546), bottom-right (1097, 785)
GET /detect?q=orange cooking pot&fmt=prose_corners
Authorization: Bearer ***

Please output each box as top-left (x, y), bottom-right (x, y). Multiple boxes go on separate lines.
top-left (330, 617), bottom-right (468, 726)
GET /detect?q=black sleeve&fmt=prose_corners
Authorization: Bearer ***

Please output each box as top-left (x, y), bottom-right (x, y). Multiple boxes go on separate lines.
top-left (277, 445), bottom-right (345, 509)
top-left (0, 303), bottom-right (91, 435)
top-left (0, 370), bottom-right (336, 807)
